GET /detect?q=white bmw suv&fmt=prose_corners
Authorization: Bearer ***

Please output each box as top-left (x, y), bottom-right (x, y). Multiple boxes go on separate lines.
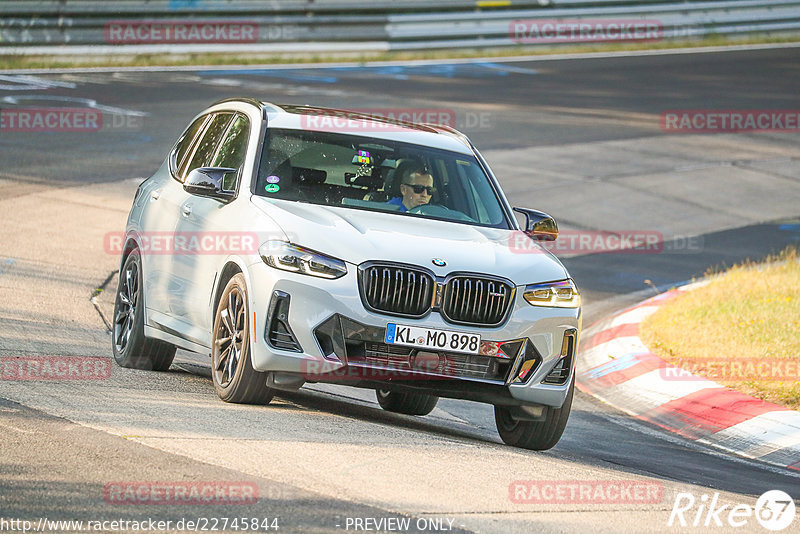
top-left (113, 98), bottom-right (581, 450)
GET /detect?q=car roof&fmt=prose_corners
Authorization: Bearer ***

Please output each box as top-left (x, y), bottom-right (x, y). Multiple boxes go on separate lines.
top-left (227, 99), bottom-right (475, 155)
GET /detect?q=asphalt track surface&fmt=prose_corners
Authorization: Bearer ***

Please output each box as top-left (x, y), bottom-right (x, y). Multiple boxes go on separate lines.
top-left (1, 46), bottom-right (799, 533)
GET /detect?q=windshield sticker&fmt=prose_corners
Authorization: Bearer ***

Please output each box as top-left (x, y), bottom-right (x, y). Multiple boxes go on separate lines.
top-left (456, 160), bottom-right (471, 166)
top-left (264, 184), bottom-right (280, 193)
top-left (353, 150), bottom-right (372, 164)
top-left (266, 175), bottom-right (280, 184)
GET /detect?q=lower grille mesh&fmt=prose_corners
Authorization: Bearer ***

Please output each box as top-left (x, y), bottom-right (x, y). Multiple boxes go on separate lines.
top-left (346, 341), bottom-right (505, 381)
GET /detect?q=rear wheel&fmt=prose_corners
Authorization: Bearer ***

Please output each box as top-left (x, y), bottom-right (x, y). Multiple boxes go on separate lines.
top-left (112, 249), bottom-right (176, 371)
top-left (494, 380), bottom-right (574, 451)
top-left (376, 389), bottom-right (438, 416)
top-left (212, 273), bottom-right (274, 404)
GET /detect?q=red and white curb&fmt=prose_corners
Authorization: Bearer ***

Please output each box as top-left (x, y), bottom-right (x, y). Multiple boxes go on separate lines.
top-left (576, 282), bottom-right (800, 471)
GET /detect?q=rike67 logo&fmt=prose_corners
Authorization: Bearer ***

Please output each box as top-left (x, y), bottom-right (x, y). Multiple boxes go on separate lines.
top-left (669, 490), bottom-right (796, 531)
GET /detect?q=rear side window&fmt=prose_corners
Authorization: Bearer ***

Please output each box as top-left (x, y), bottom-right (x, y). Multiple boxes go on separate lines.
top-left (210, 114), bottom-right (250, 191)
top-left (182, 112), bottom-right (234, 179)
top-left (170, 115), bottom-right (208, 182)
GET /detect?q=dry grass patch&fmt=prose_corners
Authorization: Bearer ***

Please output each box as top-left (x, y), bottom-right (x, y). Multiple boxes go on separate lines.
top-left (640, 248), bottom-right (800, 409)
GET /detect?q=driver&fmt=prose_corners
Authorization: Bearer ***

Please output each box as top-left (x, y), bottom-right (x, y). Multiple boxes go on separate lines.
top-left (387, 165), bottom-right (435, 212)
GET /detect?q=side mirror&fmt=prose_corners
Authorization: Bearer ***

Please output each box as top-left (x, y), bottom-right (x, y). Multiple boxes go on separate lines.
top-left (513, 207), bottom-right (558, 241)
top-left (184, 167), bottom-right (237, 202)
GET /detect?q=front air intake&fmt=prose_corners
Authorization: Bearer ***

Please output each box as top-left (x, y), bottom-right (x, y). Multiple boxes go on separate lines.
top-left (265, 291), bottom-right (302, 352)
top-left (543, 328), bottom-right (577, 385)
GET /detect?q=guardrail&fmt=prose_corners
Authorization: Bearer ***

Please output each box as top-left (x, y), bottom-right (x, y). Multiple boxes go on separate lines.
top-left (0, 0), bottom-right (798, 53)
top-left (0, 0), bottom-right (675, 16)
top-left (389, 0), bottom-right (800, 49)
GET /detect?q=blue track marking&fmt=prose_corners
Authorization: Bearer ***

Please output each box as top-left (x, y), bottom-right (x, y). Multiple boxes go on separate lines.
top-left (475, 62), bottom-right (540, 75)
top-left (196, 62), bottom-right (539, 84)
top-left (169, 0), bottom-right (208, 10)
top-left (0, 258), bottom-right (15, 275)
top-left (582, 352), bottom-right (649, 379)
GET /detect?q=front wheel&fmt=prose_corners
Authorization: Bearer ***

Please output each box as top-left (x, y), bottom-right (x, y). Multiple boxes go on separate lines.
top-left (211, 273), bottom-right (274, 405)
top-left (494, 380), bottom-right (574, 451)
top-left (112, 249), bottom-right (176, 371)
top-left (376, 389), bottom-right (438, 416)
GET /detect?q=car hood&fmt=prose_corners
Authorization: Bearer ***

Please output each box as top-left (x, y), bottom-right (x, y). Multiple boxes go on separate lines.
top-left (250, 197), bottom-right (568, 286)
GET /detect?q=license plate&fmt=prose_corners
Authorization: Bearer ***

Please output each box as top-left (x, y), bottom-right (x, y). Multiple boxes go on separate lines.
top-left (385, 323), bottom-right (480, 355)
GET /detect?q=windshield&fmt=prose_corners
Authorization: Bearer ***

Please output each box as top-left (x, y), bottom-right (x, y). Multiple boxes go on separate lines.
top-left (253, 128), bottom-right (511, 228)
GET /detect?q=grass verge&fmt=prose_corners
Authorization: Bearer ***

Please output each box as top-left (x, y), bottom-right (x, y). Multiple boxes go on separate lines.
top-left (0, 34), bottom-right (799, 71)
top-left (640, 247), bottom-right (800, 410)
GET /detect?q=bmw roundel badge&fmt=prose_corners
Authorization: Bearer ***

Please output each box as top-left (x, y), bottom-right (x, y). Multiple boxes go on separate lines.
top-left (432, 258), bottom-right (446, 267)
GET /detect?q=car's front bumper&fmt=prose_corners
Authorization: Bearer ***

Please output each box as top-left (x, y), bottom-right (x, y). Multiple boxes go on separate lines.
top-left (245, 262), bottom-right (581, 408)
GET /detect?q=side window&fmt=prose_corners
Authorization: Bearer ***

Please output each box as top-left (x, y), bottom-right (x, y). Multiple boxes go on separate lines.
top-left (170, 115), bottom-right (208, 182)
top-left (210, 114), bottom-right (250, 191)
top-left (456, 161), bottom-right (504, 225)
top-left (464, 178), bottom-right (489, 222)
top-left (183, 112), bottom-right (234, 179)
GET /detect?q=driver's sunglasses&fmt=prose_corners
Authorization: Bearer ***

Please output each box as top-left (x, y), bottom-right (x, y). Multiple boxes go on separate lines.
top-left (405, 184), bottom-right (436, 195)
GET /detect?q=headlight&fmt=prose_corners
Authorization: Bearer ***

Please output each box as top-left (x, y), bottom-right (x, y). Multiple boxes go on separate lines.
top-left (523, 279), bottom-right (580, 308)
top-left (259, 242), bottom-right (347, 279)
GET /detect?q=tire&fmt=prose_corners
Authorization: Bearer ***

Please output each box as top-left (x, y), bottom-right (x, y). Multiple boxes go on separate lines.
top-left (376, 389), bottom-right (438, 416)
top-left (211, 273), bottom-right (274, 404)
top-left (112, 249), bottom-right (176, 371)
top-left (494, 379), bottom-right (574, 451)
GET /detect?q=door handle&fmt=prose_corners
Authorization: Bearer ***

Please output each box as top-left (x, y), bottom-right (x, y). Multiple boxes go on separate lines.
top-left (181, 204), bottom-right (193, 217)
